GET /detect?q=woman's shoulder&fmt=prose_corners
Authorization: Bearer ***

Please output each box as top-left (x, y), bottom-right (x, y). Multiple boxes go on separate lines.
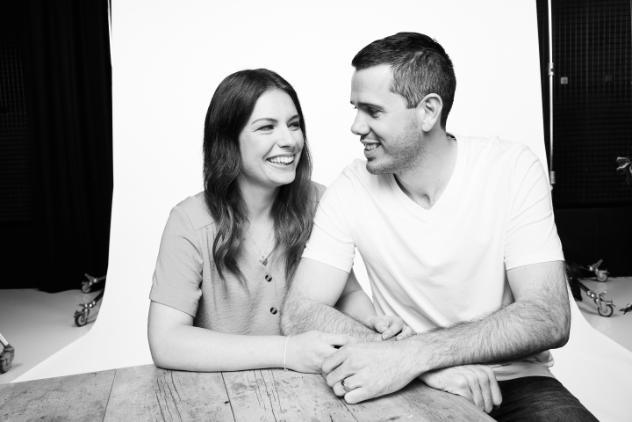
top-left (171, 191), bottom-right (214, 230)
top-left (308, 180), bottom-right (327, 203)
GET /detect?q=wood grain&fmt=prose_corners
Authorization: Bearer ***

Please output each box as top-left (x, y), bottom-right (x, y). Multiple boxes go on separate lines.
top-left (103, 365), bottom-right (233, 421)
top-left (0, 370), bottom-right (115, 422)
top-left (0, 365), bottom-right (495, 421)
top-left (222, 369), bottom-right (355, 421)
top-left (222, 369), bottom-right (492, 422)
top-left (343, 379), bottom-right (494, 422)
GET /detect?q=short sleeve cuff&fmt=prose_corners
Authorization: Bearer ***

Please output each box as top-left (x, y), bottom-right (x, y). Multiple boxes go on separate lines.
top-left (505, 251), bottom-right (565, 271)
top-left (149, 278), bottom-right (201, 318)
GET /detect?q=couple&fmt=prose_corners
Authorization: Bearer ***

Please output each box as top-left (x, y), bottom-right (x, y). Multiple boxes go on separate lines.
top-left (148, 32), bottom-right (596, 421)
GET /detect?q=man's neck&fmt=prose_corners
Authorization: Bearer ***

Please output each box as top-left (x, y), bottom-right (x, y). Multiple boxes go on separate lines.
top-left (395, 132), bottom-right (457, 209)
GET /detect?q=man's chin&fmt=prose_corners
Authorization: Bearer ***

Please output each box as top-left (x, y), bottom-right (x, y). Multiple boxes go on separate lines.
top-left (365, 159), bottom-right (391, 175)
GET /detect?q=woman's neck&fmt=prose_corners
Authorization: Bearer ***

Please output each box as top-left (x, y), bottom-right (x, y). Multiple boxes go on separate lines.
top-left (238, 180), bottom-right (278, 258)
top-left (238, 178), bottom-right (277, 223)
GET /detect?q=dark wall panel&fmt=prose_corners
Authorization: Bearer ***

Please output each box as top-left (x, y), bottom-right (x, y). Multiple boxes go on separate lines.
top-left (537, 0), bottom-right (632, 275)
top-left (556, 206), bottom-right (632, 275)
top-left (552, 0), bottom-right (632, 207)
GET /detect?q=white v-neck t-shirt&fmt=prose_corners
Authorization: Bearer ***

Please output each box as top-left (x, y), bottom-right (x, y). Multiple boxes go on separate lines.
top-left (303, 136), bottom-right (564, 380)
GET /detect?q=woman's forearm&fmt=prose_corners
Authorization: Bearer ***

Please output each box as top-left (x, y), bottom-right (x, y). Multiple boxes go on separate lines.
top-left (149, 324), bottom-right (286, 372)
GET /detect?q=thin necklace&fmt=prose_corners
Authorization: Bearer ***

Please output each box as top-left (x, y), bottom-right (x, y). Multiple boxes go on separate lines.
top-left (249, 227), bottom-right (275, 266)
top-left (248, 227), bottom-right (281, 316)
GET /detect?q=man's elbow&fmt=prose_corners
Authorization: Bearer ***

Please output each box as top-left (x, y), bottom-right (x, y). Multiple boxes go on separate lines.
top-left (548, 308), bottom-right (571, 349)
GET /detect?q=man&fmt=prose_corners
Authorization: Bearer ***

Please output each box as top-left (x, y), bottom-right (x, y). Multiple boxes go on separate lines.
top-left (281, 32), bottom-right (596, 421)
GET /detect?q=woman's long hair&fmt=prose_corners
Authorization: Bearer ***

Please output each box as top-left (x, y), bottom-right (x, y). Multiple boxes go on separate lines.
top-left (203, 69), bottom-right (314, 283)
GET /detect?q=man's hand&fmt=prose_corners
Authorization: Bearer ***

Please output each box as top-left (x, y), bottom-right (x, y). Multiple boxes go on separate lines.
top-left (366, 315), bottom-right (415, 340)
top-left (420, 365), bottom-right (502, 413)
top-left (321, 341), bottom-right (418, 404)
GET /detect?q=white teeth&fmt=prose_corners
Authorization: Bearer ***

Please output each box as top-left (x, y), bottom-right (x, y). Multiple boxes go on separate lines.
top-left (364, 144), bottom-right (379, 151)
top-left (267, 156), bottom-right (295, 165)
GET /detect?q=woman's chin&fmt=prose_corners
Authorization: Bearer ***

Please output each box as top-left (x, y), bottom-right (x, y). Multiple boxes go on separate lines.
top-left (272, 174), bottom-right (297, 187)
top-left (264, 168), bottom-right (297, 187)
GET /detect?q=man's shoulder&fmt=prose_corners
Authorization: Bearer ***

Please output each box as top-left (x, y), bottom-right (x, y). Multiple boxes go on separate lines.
top-left (460, 135), bottom-right (537, 167)
top-left (460, 135), bottom-right (527, 152)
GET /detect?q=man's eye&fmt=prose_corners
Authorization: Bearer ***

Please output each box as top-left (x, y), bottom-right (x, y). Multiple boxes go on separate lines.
top-left (362, 107), bottom-right (381, 118)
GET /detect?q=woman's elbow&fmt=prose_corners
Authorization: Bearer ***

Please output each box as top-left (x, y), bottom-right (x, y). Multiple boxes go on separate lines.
top-left (148, 331), bottom-right (168, 368)
top-left (147, 325), bottom-right (179, 369)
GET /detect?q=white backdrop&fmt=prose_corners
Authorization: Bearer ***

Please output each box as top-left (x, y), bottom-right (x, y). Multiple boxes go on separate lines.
top-left (18, 0), bottom-right (547, 378)
top-left (17, 3), bottom-right (632, 419)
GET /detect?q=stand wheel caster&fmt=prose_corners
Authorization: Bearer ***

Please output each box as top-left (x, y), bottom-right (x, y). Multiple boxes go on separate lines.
top-left (0, 344), bottom-right (15, 374)
top-left (74, 309), bottom-right (89, 326)
top-left (598, 303), bottom-right (614, 318)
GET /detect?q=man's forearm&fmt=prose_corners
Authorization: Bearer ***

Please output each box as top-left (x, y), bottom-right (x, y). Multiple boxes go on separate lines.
top-left (281, 296), bottom-right (381, 342)
top-left (405, 297), bottom-right (570, 376)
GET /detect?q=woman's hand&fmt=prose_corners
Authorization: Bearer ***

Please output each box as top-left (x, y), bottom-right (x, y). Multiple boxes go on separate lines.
top-left (285, 331), bottom-right (350, 373)
top-left (420, 365), bottom-right (502, 413)
top-left (366, 315), bottom-right (415, 340)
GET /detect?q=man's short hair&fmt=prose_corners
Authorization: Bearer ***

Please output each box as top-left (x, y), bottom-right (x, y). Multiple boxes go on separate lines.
top-left (352, 32), bottom-right (456, 129)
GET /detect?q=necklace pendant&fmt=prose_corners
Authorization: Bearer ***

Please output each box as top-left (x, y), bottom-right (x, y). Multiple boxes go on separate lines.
top-left (260, 256), bottom-right (268, 266)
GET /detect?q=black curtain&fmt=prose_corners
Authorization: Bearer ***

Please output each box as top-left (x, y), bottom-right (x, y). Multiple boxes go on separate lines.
top-left (4, 0), bottom-right (113, 291)
top-left (0, 3), bottom-right (33, 288)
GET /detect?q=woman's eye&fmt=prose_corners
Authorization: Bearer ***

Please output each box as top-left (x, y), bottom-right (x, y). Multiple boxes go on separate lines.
top-left (258, 125), bottom-right (274, 131)
top-left (288, 121), bottom-right (301, 130)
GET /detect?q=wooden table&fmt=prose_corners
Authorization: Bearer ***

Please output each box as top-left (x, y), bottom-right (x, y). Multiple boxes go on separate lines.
top-left (0, 365), bottom-right (493, 421)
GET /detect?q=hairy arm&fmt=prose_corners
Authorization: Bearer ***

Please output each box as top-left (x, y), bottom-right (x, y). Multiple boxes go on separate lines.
top-left (407, 260), bottom-right (570, 372)
top-left (322, 260), bottom-right (571, 403)
top-left (281, 258), bottom-right (381, 342)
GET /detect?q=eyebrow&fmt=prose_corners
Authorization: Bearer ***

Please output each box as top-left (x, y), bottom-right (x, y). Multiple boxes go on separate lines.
top-left (251, 115), bottom-right (299, 125)
top-left (351, 101), bottom-right (384, 112)
top-left (251, 118), bottom-right (276, 125)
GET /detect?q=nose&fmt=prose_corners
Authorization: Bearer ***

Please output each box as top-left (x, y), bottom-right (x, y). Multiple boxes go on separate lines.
top-left (276, 126), bottom-right (301, 150)
top-left (351, 112), bottom-right (369, 136)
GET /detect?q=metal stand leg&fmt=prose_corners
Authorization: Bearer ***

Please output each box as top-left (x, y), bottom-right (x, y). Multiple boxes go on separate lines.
top-left (74, 273), bottom-right (106, 327)
top-left (0, 333), bottom-right (15, 374)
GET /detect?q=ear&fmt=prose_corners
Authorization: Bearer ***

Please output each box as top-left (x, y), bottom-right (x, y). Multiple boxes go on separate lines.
top-left (415, 94), bottom-right (443, 132)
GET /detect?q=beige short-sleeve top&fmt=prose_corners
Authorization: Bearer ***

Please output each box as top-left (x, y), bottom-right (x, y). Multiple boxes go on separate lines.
top-left (150, 186), bottom-right (322, 335)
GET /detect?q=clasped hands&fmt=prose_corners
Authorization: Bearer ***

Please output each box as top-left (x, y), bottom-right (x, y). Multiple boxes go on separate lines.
top-left (319, 315), bottom-right (502, 413)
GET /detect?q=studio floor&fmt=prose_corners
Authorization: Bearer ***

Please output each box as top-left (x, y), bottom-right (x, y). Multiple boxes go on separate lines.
top-left (0, 289), bottom-right (94, 383)
top-left (1, 277), bottom-right (631, 384)
top-left (576, 277), bottom-right (632, 351)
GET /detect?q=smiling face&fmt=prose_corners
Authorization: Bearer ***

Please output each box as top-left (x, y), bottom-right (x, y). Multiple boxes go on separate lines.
top-left (350, 64), bottom-right (424, 175)
top-left (237, 89), bottom-right (304, 191)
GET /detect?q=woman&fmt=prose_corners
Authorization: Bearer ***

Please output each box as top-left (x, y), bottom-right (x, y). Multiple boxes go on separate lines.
top-left (148, 69), bottom-right (406, 373)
